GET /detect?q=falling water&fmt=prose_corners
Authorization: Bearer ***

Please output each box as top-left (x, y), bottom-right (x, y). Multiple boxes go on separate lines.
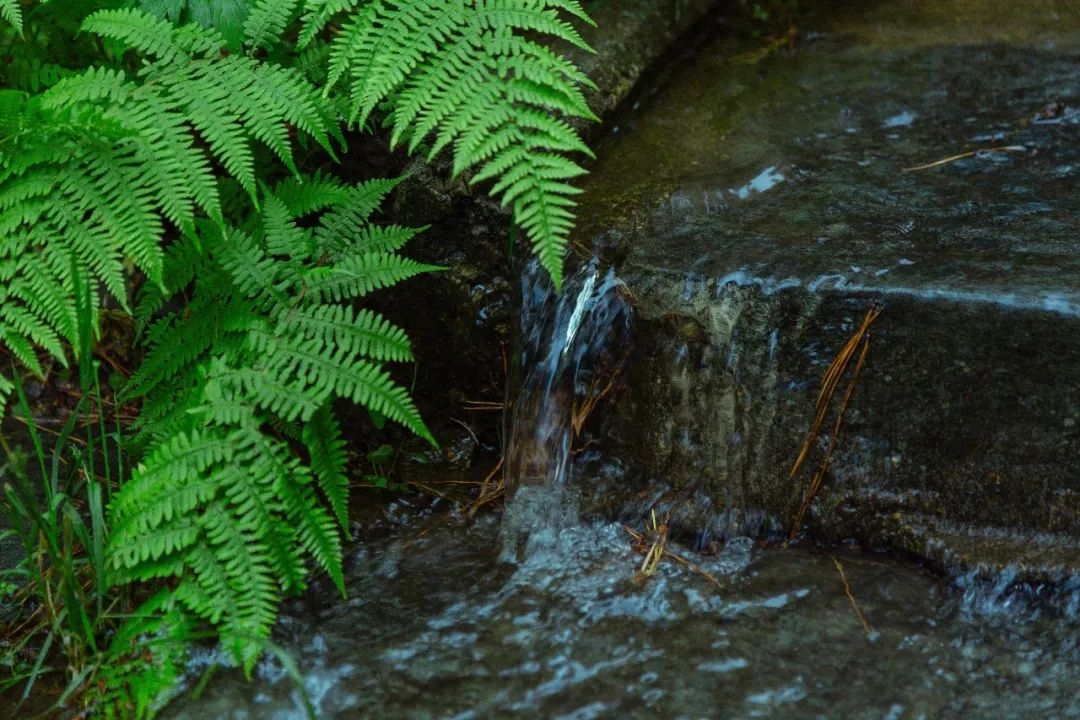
top-left (500, 257), bottom-right (632, 560)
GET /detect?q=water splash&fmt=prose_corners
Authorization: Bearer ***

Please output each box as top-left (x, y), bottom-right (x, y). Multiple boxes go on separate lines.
top-left (501, 258), bottom-right (633, 560)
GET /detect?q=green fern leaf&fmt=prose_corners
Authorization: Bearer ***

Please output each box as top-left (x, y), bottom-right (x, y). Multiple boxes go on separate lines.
top-left (182, 515), bottom-right (279, 673)
top-left (309, 0), bottom-right (597, 289)
top-left (310, 252), bottom-right (442, 302)
top-left (272, 171), bottom-right (351, 217)
top-left (286, 305), bottom-right (413, 362)
top-left (0, 0), bottom-right (22, 35)
top-left (110, 176), bottom-right (436, 675)
top-left (86, 7), bottom-right (223, 64)
top-left (298, 0), bottom-right (355, 47)
top-left (274, 458), bottom-right (345, 594)
top-left (108, 427), bottom-right (238, 530)
top-left (244, 0), bottom-right (300, 49)
top-left (303, 404), bottom-right (349, 531)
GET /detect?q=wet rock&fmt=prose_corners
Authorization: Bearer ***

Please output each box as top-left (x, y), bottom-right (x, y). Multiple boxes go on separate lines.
top-left (370, 0), bottom-right (727, 465)
top-left (568, 0), bottom-right (1080, 580)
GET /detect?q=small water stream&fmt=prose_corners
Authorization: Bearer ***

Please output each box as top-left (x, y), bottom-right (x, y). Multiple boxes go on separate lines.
top-left (165, 513), bottom-right (1080, 719)
top-left (164, 0), bottom-right (1080, 716)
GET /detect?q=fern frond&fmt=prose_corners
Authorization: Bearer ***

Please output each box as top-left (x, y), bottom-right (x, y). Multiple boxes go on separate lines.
top-left (183, 511), bottom-right (279, 672)
top-left (310, 252), bottom-right (442, 302)
top-left (133, 232), bottom-right (208, 328)
top-left (84, 7), bottom-right (223, 65)
top-left (123, 293), bottom-right (226, 402)
top-left (108, 427), bottom-right (239, 531)
top-left (297, 0), bottom-right (355, 47)
top-left (244, 0), bottom-right (301, 49)
top-left (286, 305), bottom-right (413, 362)
top-left (0, 6), bottom-right (347, 403)
top-left (272, 448), bottom-right (345, 594)
top-left (303, 403), bottom-right (349, 530)
top-left (309, 0), bottom-right (597, 288)
top-left (272, 171), bottom-right (351, 217)
top-left (110, 177), bottom-right (435, 671)
top-left (0, 0), bottom-right (22, 36)
top-left (84, 8), bottom-right (341, 189)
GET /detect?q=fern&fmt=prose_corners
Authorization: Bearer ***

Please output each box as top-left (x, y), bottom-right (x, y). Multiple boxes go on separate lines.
top-left (2, 0), bottom-right (604, 712)
top-left (244, 0), bottom-right (301, 49)
top-left (0, 0), bottom-right (22, 35)
top-left (0, 8), bottom-right (339, 407)
top-left (134, 0), bottom-right (251, 49)
top-left (109, 177), bottom-right (439, 672)
top-left (302, 0), bottom-right (597, 288)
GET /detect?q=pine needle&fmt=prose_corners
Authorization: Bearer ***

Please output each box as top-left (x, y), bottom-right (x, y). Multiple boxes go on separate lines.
top-left (788, 303), bottom-right (881, 542)
top-left (832, 556), bottom-right (874, 638)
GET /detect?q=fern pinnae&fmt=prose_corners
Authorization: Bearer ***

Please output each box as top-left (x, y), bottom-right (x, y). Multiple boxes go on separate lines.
top-left (243, 0), bottom-right (302, 50)
top-left (221, 436), bottom-right (309, 592)
top-left (272, 171), bottom-right (350, 217)
top-left (0, 0), bottom-right (22, 35)
top-left (212, 361), bottom-right (325, 423)
top-left (302, 404), bottom-right (350, 530)
top-left (170, 72), bottom-right (259, 197)
top-left (108, 429), bottom-right (239, 528)
top-left (243, 61), bottom-right (343, 163)
top-left (287, 305), bottom-right (414, 363)
top-left (298, 0), bottom-right (357, 47)
top-left (0, 304), bottom-right (65, 368)
top-left (283, 482), bottom-right (346, 594)
top-left (185, 506), bottom-right (279, 671)
top-left (331, 358), bottom-right (433, 443)
top-left (82, 8), bottom-right (219, 65)
top-left (123, 306), bottom-right (222, 402)
top-left (260, 193), bottom-right (310, 257)
top-left (0, 326), bottom-right (45, 376)
top-left (313, 0), bottom-right (598, 288)
top-left (482, 1), bottom-right (593, 51)
top-left (110, 176), bottom-right (437, 673)
top-left (312, 252), bottom-right (441, 302)
top-left (315, 219), bottom-right (422, 257)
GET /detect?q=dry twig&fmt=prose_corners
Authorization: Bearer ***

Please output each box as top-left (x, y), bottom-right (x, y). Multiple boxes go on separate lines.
top-left (624, 513), bottom-right (725, 591)
top-left (787, 303), bottom-right (881, 542)
top-left (832, 556), bottom-right (874, 638)
top-left (902, 145), bottom-right (1026, 172)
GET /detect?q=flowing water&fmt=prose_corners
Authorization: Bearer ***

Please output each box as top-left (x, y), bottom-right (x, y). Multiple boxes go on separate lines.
top-left (162, 255), bottom-right (1080, 718)
top-left (164, 0), bottom-right (1080, 717)
top-left (164, 513), bottom-right (1080, 719)
top-left (500, 258), bottom-right (632, 561)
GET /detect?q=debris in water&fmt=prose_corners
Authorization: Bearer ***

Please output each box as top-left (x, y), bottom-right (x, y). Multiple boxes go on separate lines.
top-left (832, 556), bottom-right (876, 639)
top-left (788, 302), bottom-right (881, 542)
top-left (625, 513), bottom-right (725, 592)
top-left (902, 144), bottom-right (1026, 172)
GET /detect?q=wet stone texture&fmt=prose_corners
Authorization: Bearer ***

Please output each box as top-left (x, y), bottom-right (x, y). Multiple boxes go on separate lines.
top-left (356, 0), bottom-right (724, 475)
top-left (161, 519), bottom-right (1080, 719)
top-left (572, 0), bottom-right (1080, 580)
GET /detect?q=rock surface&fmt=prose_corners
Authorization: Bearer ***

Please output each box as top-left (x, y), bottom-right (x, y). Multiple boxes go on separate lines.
top-left (569, 0), bottom-right (1080, 580)
top-left (376, 0), bottom-right (726, 469)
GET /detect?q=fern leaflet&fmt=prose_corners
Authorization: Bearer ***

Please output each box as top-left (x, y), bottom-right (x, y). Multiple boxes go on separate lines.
top-left (303, 0), bottom-right (597, 288)
top-left (109, 177), bottom-right (438, 672)
top-left (0, 9), bottom-right (339, 407)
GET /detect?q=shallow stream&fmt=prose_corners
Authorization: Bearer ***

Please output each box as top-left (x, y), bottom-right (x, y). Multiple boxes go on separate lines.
top-left (165, 0), bottom-right (1080, 717)
top-left (165, 511), bottom-right (1080, 719)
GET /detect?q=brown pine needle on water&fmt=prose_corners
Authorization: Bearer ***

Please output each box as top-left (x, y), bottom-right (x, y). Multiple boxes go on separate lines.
top-left (462, 399), bottom-right (504, 411)
top-left (832, 556), bottom-right (875, 638)
top-left (624, 513), bottom-right (725, 592)
top-left (788, 303), bottom-right (881, 543)
top-left (902, 145), bottom-right (1026, 172)
top-left (465, 456), bottom-right (505, 518)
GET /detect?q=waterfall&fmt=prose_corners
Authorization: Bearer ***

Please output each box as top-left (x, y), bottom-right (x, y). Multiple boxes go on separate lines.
top-left (500, 257), bottom-right (633, 561)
